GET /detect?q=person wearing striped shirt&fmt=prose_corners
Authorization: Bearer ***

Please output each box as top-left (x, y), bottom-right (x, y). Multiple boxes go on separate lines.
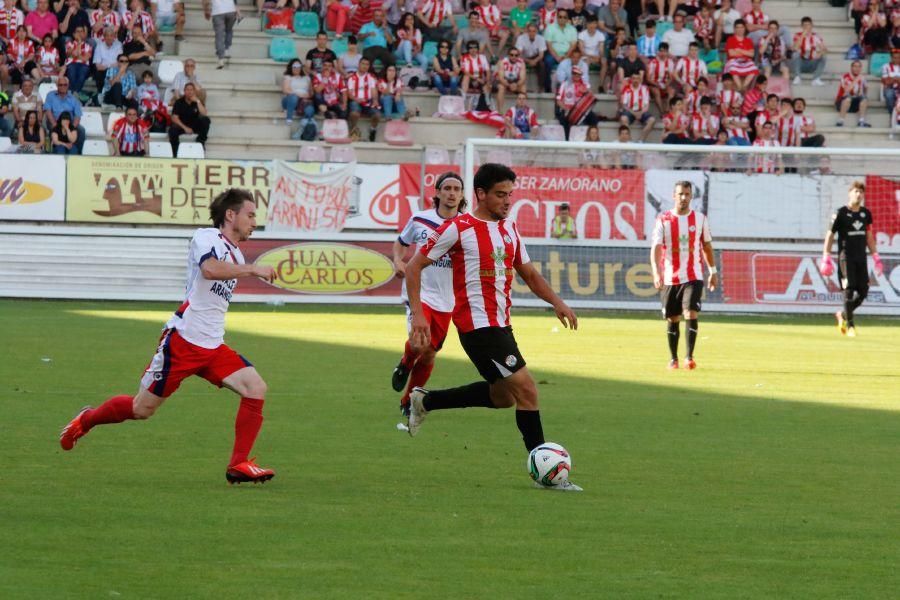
top-left (835, 60), bottom-right (871, 127)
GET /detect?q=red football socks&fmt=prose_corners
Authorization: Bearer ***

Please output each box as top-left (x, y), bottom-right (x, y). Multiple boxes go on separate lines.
top-left (82, 395), bottom-right (135, 431)
top-left (229, 398), bottom-right (264, 467)
top-left (401, 360), bottom-right (434, 404)
top-left (400, 341), bottom-right (419, 368)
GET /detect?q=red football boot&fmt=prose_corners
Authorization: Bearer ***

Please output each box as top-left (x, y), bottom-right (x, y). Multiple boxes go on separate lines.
top-left (59, 406), bottom-right (92, 451)
top-left (226, 458), bottom-right (275, 484)
top-left (685, 358), bottom-right (697, 370)
top-left (668, 359), bottom-right (679, 370)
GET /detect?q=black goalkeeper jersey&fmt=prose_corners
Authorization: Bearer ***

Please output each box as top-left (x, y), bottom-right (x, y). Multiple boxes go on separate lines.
top-left (830, 205), bottom-right (872, 260)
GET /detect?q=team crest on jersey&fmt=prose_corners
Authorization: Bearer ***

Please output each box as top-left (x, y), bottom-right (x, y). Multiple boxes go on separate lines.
top-left (491, 246), bottom-right (508, 264)
top-left (503, 234), bottom-right (512, 244)
top-left (689, 226), bottom-right (696, 232)
top-left (505, 355), bottom-right (517, 367)
top-left (852, 221), bottom-right (863, 230)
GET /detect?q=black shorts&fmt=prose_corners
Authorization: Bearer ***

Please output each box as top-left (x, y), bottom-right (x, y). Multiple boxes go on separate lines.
top-left (838, 254), bottom-right (869, 292)
top-left (661, 281), bottom-right (704, 318)
top-left (458, 326), bottom-right (526, 384)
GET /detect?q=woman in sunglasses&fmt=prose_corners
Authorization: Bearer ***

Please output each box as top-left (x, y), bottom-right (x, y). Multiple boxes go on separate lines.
top-left (430, 40), bottom-right (459, 95)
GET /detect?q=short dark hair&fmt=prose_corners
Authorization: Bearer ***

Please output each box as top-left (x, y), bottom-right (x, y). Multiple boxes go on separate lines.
top-left (721, 73), bottom-right (734, 82)
top-left (658, 42), bottom-right (669, 51)
top-left (646, 18), bottom-right (656, 28)
top-left (769, 19), bottom-right (779, 27)
top-left (210, 188), bottom-right (254, 228)
top-left (474, 163), bottom-right (516, 195)
top-left (756, 74), bottom-right (767, 84)
top-left (618, 124), bottom-right (630, 134)
top-left (700, 96), bottom-right (712, 106)
top-left (697, 76), bottom-right (708, 86)
top-left (347, 35), bottom-right (358, 44)
top-left (766, 93), bottom-right (778, 102)
top-left (674, 180), bottom-right (693, 192)
top-left (801, 16), bottom-right (812, 24)
top-left (141, 69), bottom-right (153, 79)
top-left (793, 97), bottom-right (806, 108)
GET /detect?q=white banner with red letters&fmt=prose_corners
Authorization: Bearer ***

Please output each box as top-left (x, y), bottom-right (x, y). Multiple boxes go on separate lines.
top-left (267, 160), bottom-right (356, 232)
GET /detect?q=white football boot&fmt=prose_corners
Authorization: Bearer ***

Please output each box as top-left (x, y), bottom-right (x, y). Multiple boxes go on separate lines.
top-left (534, 480), bottom-right (584, 492)
top-left (407, 387), bottom-right (429, 437)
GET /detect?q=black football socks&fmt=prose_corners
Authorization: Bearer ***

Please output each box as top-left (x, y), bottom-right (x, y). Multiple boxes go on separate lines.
top-left (686, 319), bottom-right (698, 359)
top-left (515, 410), bottom-right (545, 452)
top-left (423, 381), bottom-right (495, 411)
top-left (667, 321), bottom-right (680, 360)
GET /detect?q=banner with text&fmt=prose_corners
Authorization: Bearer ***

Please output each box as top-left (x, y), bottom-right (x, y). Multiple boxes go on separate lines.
top-left (864, 175), bottom-right (900, 252)
top-left (0, 155), bottom-right (66, 221)
top-left (268, 160), bottom-right (355, 232)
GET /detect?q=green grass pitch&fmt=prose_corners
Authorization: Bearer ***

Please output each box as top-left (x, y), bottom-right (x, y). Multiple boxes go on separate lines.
top-left (2, 299), bottom-right (899, 599)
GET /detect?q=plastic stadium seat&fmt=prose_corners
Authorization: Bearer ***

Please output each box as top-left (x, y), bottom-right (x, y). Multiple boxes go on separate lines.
top-left (497, 0), bottom-right (517, 12)
top-left (81, 111), bottom-right (105, 137)
top-left (654, 21), bottom-right (673, 38)
top-left (485, 149), bottom-right (512, 165)
top-left (294, 11), bottom-right (320, 37)
top-left (0, 137), bottom-right (12, 153)
top-left (298, 144), bottom-right (328, 162)
top-left (869, 53), bottom-right (890, 76)
top-left (766, 77), bottom-right (791, 98)
top-left (149, 141), bottom-right (174, 157)
top-left (106, 111), bottom-right (125, 135)
top-left (269, 37), bottom-right (297, 62)
top-left (38, 82), bottom-right (57, 102)
top-left (700, 48), bottom-right (719, 65)
top-left (422, 41), bottom-right (438, 64)
top-left (539, 123), bottom-right (566, 141)
top-left (437, 95), bottom-right (465, 119)
top-left (322, 119), bottom-right (351, 143)
top-left (176, 142), bottom-right (205, 158)
top-left (455, 14), bottom-right (469, 30)
top-left (568, 125), bottom-right (589, 142)
top-left (157, 59), bottom-right (181, 85)
top-left (384, 120), bottom-right (414, 146)
top-left (424, 146), bottom-right (450, 164)
top-left (735, 0), bottom-right (751, 13)
top-left (331, 37), bottom-right (348, 56)
top-left (82, 139), bottom-right (110, 156)
top-left (329, 145), bottom-right (357, 162)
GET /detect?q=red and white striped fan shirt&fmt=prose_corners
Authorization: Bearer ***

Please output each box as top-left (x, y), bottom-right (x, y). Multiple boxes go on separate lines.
top-left (90, 9), bottom-right (121, 39)
top-left (421, 214), bottom-right (530, 332)
top-left (752, 138), bottom-right (781, 173)
top-left (692, 13), bottom-right (713, 39)
top-left (461, 53), bottom-right (490, 78)
top-left (377, 76), bottom-right (403, 97)
top-left (314, 71), bottom-right (345, 105)
top-left (419, 0), bottom-right (452, 28)
top-left (476, 4), bottom-right (502, 31)
top-left (346, 71), bottom-right (379, 106)
top-left (663, 111), bottom-right (690, 136)
top-left (742, 9), bottom-right (768, 26)
top-left (835, 73), bottom-right (867, 102)
top-left (777, 115), bottom-right (795, 146)
top-left (789, 114), bottom-right (815, 141)
top-left (505, 105), bottom-right (539, 132)
top-left (124, 9), bottom-right (155, 40)
top-left (675, 57), bottom-right (707, 88)
top-left (793, 32), bottom-right (823, 60)
top-left (652, 210), bottom-right (712, 286)
top-left (538, 7), bottom-right (556, 31)
top-left (497, 56), bottom-right (524, 82)
top-left (881, 62), bottom-right (900, 88)
top-left (38, 45), bottom-right (59, 71)
top-left (396, 27), bottom-right (423, 51)
top-left (684, 88), bottom-right (706, 115)
top-left (753, 109), bottom-right (776, 130)
top-left (556, 79), bottom-right (588, 109)
top-left (647, 57), bottom-right (674, 87)
top-left (621, 83), bottom-right (650, 113)
top-left (690, 112), bottom-right (720, 139)
top-left (0, 7), bottom-right (24, 41)
top-left (111, 116), bottom-right (150, 154)
top-left (7, 38), bottom-right (34, 63)
top-left (65, 40), bottom-right (92, 66)
top-left (723, 113), bottom-right (750, 139)
top-left (717, 89), bottom-right (743, 113)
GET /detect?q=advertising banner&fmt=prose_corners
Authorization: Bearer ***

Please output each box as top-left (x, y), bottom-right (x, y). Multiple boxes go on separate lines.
top-left (644, 169), bottom-right (708, 238)
top-left (864, 175), bottom-right (900, 252)
top-left (0, 155), bottom-right (66, 221)
top-left (508, 168), bottom-right (645, 240)
top-left (397, 163), bottom-right (459, 232)
top-left (268, 161), bottom-right (355, 232)
top-left (333, 163), bottom-right (400, 231)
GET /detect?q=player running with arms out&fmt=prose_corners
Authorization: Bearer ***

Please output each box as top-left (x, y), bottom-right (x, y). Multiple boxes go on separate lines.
top-left (651, 181), bottom-right (718, 370)
top-left (820, 181), bottom-right (883, 337)
top-left (59, 189), bottom-right (279, 485)
top-left (390, 172), bottom-right (465, 419)
top-left (404, 163), bottom-right (583, 491)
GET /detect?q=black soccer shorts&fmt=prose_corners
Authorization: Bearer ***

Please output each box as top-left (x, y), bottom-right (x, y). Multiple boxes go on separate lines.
top-left (458, 326), bottom-right (527, 384)
top-left (838, 254), bottom-right (869, 293)
top-left (661, 281), bottom-right (704, 318)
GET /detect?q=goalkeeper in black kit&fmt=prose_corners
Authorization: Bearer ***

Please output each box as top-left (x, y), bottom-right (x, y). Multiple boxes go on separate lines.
top-left (819, 181), bottom-right (884, 337)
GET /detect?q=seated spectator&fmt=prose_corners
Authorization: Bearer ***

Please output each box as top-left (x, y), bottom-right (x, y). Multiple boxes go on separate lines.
top-left (661, 96), bottom-right (692, 143)
top-left (109, 105), bottom-right (149, 155)
top-left (0, 0), bottom-right (25, 50)
top-left (673, 41), bottom-right (707, 94)
top-left (306, 32), bottom-right (337, 75)
top-left (662, 13), bottom-right (694, 58)
top-left (759, 20), bottom-right (789, 79)
top-left (345, 56), bottom-right (380, 141)
top-left (90, 0), bottom-right (122, 43)
top-left (774, 96), bottom-right (794, 146)
top-left (850, 0), bottom-right (867, 35)
top-left (358, 8), bottom-right (395, 72)
top-left (63, 24), bottom-right (91, 97)
top-left (579, 16), bottom-right (607, 92)
top-left (337, 35), bottom-right (361, 78)
top-left (570, 0), bottom-right (590, 32)
top-left (151, 0), bottom-right (185, 41)
top-left (51, 110), bottom-right (79, 153)
top-left (835, 60), bottom-right (871, 127)
top-left (790, 97), bottom-right (824, 147)
top-left (646, 42), bottom-right (674, 113)
top-left (43, 76), bottom-right (85, 152)
top-left (91, 27), bottom-right (121, 91)
top-left (616, 42), bottom-right (643, 91)
top-left (501, 92), bottom-right (539, 139)
top-left (860, 1), bottom-right (890, 53)
top-left (281, 58), bottom-right (314, 125)
top-left (123, 22), bottom-right (155, 67)
top-left (509, 0), bottom-right (532, 40)
top-left (636, 18), bottom-right (659, 60)
top-left (741, 74), bottom-right (766, 121)
top-left (474, 0), bottom-right (508, 59)
top-left (171, 58), bottom-right (206, 104)
top-left (395, 11), bottom-right (427, 70)
top-left (610, 124), bottom-right (639, 169)
top-left (551, 203), bottom-right (577, 238)
top-left (556, 46), bottom-right (589, 87)
top-left (18, 109), bottom-right (44, 152)
top-left (101, 53), bottom-right (137, 108)
top-left (556, 65), bottom-right (598, 138)
top-left (431, 40), bottom-right (459, 95)
top-left (0, 90), bottom-right (12, 138)
top-left (713, 0), bottom-right (740, 48)
top-left (456, 11), bottom-right (490, 59)
top-left (415, 0), bottom-right (456, 44)
top-left (722, 95), bottom-right (750, 145)
top-left (495, 46), bottom-right (526, 109)
top-left (460, 40), bottom-right (490, 99)
top-left (597, 0), bottom-right (626, 38)
top-left (24, 0), bottom-right (59, 47)
top-left (124, 0), bottom-right (158, 52)
top-left (580, 125), bottom-right (606, 168)
top-left (516, 23), bottom-right (547, 94)
top-left (882, 49), bottom-right (900, 114)
top-left (618, 71), bottom-right (655, 141)
top-left (667, 0), bottom-right (701, 22)
top-left (537, 0), bottom-right (557, 34)
top-left (753, 92), bottom-right (780, 137)
top-left (169, 82), bottom-right (209, 155)
top-left (6, 26), bottom-right (36, 86)
top-left (790, 16), bottom-right (825, 86)
top-left (313, 58), bottom-right (347, 118)
top-left (684, 75), bottom-right (710, 114)
top-left (751, 121), bottom-right (782, 174)
top-left (56, 0), bottom-right (89, 49)
top-left (724, 20), bottom-right (757, 92)
top-left (136, 69), bottom-right (159, 103)
top-left (742, 0), bottom-right (770, 47)
top-left (543, 8), bottom-right (577, 92)
top-left (717, 73), bottom-right (743, 114)
top-left (607, 26), bottom-right (629, 65)
top-left (382, 0), bottom-right (414, 30)
top-left (326, 0), bottom-right (352, 39)
top-left (349, 0), bottom-right (378, 36)
top-left (379, 63), bottom-right (406, 120)
top-left (692, 4), bottom-right (714, 50)
top-left (12, 77), bottom-right (41, 126)
top-left (690, 96), bottom-right (719, 143)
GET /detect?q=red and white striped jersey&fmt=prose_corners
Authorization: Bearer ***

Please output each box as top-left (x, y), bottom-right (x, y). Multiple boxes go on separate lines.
top-left (38, 45), bottom-right (59, 70)
top-left (752, 138), bottom-right (781, 173)
top-left (396, 26), bottom-right (422, 50)
top-left (505, 105), bottom-right (539, 132)
top-left (692, 13), bottom-right (712, 39)
top-left (556, 79), bottom-right (588, 109)
top-left (675, 57), bottom-right (707, 88)
top-left (835, 73), bottom-right (867, 102)
top-left (476, 3), bottom-right (501, 30)
top-left (165, 228), bottom-right (245, 349)
top-left (111, 116), bottom-right (149, 154)
top-left (314, 71), bottom-right (345, 105)
top-left (421, 213), bottom-right (530, 333)
top-left (621, 83), bottom-right (650, 113)
top-left (742, 9), bottom-right (768, 26)
top-left (753, 108), bottom-right (777, 130)
top-left (419, 0), bottom-right (452, 28)
top-left (538, 7), bottom-right (556, 31)
top-left (124, 10), bottom-right (155, 40)
top-left (882, 62), bottom-right (900, 87)
top-left (723, 113), bottom-right (750, 139)
top-left (684, 88), bottom-right (707, 115)
top-left (346, 71), bottom-right (379, 106)
top-left (652, 210), bottom-right (712, 286)
top-left (461, 53), bottom-right (490, 78)
top-left (0, 7), bottom-right (23, 41)
top-left (776, 114), bottom-right (795, 146)
top-left (793, 31), bottom-right (823, 60)
top-left (717, 89), bottom-right (743, 113)
top-left (377, 76), bottom-right (403, 97)
top-left (663, 111), bottom-right (690, 135)
top-left (647, 57), bottom-right (674, 86)
top-left (690, 112), bottom-right (720, 139)
top-left (65, 40), bottom-right (92, 66)
top-left (496, 56), bottom-right (525, 82)
top-left (90, 9), bottom-right (121, 38)
top-left (789, 114), bottom-right (815, 140)
top-left (398, 208), bottom-right (455, 313)
top-left (7, 38), bottom-right (34, 63)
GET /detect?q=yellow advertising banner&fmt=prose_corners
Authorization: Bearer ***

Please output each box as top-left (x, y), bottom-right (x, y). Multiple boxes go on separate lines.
top-left (65, 157), bottom-right (319, 225)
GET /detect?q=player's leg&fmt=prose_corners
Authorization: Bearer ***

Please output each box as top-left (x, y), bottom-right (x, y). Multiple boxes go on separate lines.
top-left (683, 281), bottom-right (703, 369)
top-left (393, 303), bottom-right (423, 392)
top-left (662, 285), bottom-right (682, 368)
top-left (400, 306), bottom-right (451, 416)
top-left (844, 259), bottom-right (869, 335)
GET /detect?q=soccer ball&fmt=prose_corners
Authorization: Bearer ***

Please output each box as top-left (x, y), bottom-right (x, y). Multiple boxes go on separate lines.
top-left (527, 442), bottom-right (571, 487)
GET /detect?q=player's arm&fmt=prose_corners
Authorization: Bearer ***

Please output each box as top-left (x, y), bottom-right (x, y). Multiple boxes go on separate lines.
top-left (702, 241), bottom-right (718, 291)
top-left (515, 262), bottom-right (577, 330)
top-left (200, 256), bottom-right (275, 283)
top-left (651, 243), bottom-right (664, 289)
top-left (866, 228), bottom-right (884, 275)
top-left (392, 239), bottom-right (411, 278)
top-left (822, 230), bottom-right (835, 256)
top-left (405, 251), bottom-right (433, 350)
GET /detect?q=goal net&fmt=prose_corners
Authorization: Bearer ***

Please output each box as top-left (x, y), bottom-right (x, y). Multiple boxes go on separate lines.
top-left (462, 139), bottom-right (900, 315)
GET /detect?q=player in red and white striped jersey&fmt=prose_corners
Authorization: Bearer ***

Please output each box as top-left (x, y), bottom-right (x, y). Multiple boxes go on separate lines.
top-left (59, 189), bottom-right (278, 484)
top-left (404, 164), bottom-right (581, 491)
top-left (651, 181), bottom-right (717, 370)
top-left (391, 172), bottom-right (465, 419)
top-left (835, 60), bottom-right (871, 127)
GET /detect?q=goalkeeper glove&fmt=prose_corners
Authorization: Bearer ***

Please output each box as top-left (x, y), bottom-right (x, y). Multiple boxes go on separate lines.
top-left (873, 253), bottom-right (884, 277)
top-left (819, 254), bottom-right (835, 276)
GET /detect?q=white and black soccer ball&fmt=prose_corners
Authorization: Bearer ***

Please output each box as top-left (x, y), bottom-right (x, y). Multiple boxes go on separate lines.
top-left (527, 442), bottom-right (571, 487)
